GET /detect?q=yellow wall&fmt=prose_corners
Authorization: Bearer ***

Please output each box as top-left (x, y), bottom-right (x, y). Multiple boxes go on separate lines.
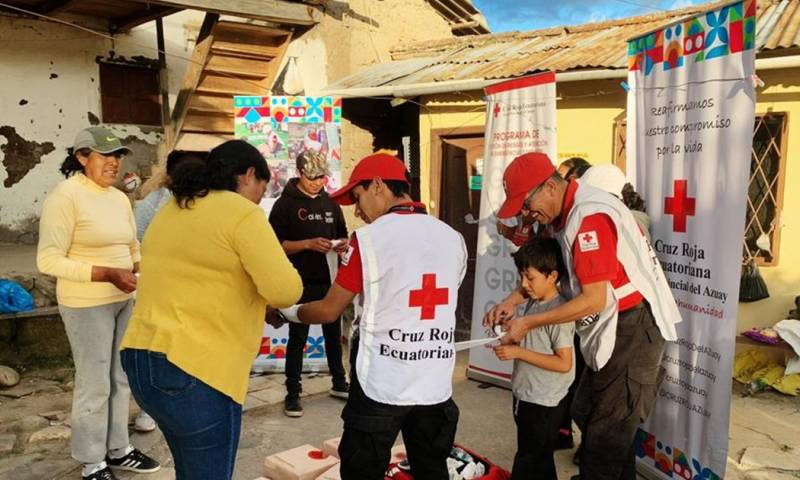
top-left (739, 68), bottom-right (800, 332)
top-left (418, 69), bottom-right (799, 338)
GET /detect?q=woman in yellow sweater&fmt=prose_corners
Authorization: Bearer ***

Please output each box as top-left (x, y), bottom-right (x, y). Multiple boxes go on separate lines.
top-left (37, 127), bottom-right (161, 480)
top-left (120, 140), bottom-right (302, 480)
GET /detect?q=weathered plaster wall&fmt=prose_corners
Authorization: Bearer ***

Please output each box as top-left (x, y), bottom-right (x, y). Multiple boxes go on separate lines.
top-left (0, 3), bottom-right (455, 242)
top-left (0, 11), bottom-right (201, 243)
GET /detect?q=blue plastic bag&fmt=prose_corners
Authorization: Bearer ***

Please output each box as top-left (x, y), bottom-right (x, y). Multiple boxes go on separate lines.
top-left (0, 279), bottom-right (35, 313)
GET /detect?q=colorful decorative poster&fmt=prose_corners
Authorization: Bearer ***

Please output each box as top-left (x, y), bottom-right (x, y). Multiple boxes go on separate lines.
top-left (234, 96), bottom-right (343, 200)
top-left (627, 0), bottom-right (756, 76)
top-left (626, 1), bottom-right (756, 478)
top-left (252, 323), bottom-right (330, 373)
top-left (235, 96), bottom-right (342, 373)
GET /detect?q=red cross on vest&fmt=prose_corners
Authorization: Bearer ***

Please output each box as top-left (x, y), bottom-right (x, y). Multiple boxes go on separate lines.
top-left (664, 179), bottom-right (696, 233)
top-left (408, 273), bottom-right (449, 320)
top-left (581, 233), bottom-right (593, 243)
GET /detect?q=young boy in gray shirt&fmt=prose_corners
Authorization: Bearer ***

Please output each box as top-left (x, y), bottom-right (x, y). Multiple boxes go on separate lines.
top-left (494, 238), bottom-right (575, 480)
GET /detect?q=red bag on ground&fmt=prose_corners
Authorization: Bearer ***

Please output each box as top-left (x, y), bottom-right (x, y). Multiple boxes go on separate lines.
top-left (384, 444), bottom-right (510, 480)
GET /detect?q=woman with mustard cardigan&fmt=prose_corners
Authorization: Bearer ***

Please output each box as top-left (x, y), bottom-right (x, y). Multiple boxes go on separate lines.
top-left (120, 140), bottom-right (302, 480)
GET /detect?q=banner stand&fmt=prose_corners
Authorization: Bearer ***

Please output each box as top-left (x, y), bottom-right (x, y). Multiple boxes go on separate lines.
top-left (467, 72), bottom-right (557, 387)
top-left (626, 2), bottom-right (756, 478)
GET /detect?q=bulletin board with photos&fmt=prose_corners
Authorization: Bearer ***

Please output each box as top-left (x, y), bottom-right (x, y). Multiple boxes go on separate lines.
top-left (234, 95), bottom-right (343, 372)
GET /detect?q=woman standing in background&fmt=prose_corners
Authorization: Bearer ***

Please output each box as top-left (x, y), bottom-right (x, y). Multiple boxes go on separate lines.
top-left (37, 127), bottom-right (161, 480)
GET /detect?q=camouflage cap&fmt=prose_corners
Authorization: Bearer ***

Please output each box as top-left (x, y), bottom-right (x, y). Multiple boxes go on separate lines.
top-left (296, 150), bottom-right (331, 178)
top-left (73, 127), bottom-right (132, 155)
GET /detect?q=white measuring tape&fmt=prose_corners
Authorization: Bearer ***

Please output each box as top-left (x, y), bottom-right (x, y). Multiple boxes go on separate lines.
top-left (281, 306), bottom-right (507, 351)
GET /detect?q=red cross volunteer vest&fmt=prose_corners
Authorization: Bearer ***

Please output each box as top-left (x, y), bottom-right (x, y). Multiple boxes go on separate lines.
top-left (354, 212), bottom-right (467, 405)
top-left (553, 184), bottom-right (681, 371)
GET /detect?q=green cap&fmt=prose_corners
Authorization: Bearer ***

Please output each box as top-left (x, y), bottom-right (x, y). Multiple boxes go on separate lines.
top-left (72, 127), bottom-right (132, 155)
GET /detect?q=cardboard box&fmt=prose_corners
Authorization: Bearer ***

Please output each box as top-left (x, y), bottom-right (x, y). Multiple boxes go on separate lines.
top-left (263, 444), bottom-right (339, 480)
top-left (314, 464), bottom-right (341, 480)
top-left (322, 437), bottom-right (341, 459)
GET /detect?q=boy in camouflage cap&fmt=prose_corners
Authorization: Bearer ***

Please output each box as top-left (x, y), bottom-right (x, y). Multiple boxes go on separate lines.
top-left (296, 150), bottom-right (331, 179)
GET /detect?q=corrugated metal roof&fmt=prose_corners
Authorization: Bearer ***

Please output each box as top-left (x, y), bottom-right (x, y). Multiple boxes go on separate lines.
top-left (326, 0), bottom-right (800, 91)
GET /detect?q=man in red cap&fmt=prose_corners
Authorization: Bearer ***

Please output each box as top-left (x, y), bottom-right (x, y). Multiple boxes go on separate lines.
top-left (279, 153), bottom-right (467, 480)
top-left (485, 152), bottom-right (681, 480)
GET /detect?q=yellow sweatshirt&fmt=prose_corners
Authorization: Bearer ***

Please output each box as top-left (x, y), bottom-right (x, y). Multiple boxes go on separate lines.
top-left (121, 190), bottom-right (302, 403)
top-left (37, 174), bottom-right (140, 308)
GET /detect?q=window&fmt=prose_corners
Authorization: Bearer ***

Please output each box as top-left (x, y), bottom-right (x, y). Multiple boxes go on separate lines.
top-left (745, 113), bottom-right (788, 266)
top-left (99, 62), bottom-right (161, 126)
top-left (614, 119), bottom-right (627, 173)
top-left (613, 113), bottom-right (788, 266)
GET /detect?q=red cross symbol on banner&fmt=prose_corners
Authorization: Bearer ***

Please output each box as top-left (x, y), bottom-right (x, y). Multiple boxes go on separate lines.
top-left (493, 104), bottom-right (501, 118)
top-left (408, 273), bottom-right (449, 320)
top-left (664, 179), bottom-right (696, 233)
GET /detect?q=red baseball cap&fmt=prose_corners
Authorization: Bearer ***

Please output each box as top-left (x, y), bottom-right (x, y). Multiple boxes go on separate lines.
top-left (497, 152), bottom-right (556, 218)
top-left (330, 153), bottom-right (410, 205)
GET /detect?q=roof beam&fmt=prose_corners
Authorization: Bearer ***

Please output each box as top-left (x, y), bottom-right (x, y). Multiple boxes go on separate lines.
top-left (110, 5), bottom-right (181, 33)
top-left (125, 0), bottom-right (321, 25)
top-left (451, 20), bottom-right (482, 33)
top-left (35, 0), bottom-right (78, 15)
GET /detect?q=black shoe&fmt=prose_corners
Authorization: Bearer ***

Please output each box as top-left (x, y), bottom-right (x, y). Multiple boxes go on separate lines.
top-left (284, 394), bottom-right (303, 417)
top-left (106, 448), bottom-right (161, 473)
top-left (555, 433), bottom-right (574, 450)
top-left (83, 467), bottom-right (118, 480)
top-left (330, 381), bottom-right (349, 400)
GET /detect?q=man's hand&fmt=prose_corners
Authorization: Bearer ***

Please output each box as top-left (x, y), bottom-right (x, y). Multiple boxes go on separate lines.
top-left (500, 316), bottom-right (531, 345)
top-left (483, 300), bottom-right (516, 328)
top-left (493, 345), bottom-right (522, 361)
top-left (305, 237), bottom-right (333, 253)
top-left (496, 220), bottom-right (514, 241)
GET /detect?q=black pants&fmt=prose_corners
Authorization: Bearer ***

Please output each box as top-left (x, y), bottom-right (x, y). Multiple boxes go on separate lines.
top-left (511, 397), bottom-right (563, 480)
top-left (285, 283), bottom-right (347, 396)
top-left (338, 337), bottom-right (459, 480)
top-left (571, 303), bottom-right (666, 480)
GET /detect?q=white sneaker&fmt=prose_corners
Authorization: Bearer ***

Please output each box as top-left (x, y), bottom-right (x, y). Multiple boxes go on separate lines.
top-left (133, 411), bottom-right (157, 432)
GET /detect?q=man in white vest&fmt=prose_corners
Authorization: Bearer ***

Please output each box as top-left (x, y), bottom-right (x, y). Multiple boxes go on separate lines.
top-left (290, 153), bottom-right (468, 480)
top-left (485, 152), bottom-right (681, 480)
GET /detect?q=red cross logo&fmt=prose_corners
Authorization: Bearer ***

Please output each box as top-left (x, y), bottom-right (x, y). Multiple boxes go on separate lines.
top-left (582, 233), bottom-right (593, 243)
top-left (493, 104), bottom-right (501, 118)
top-left (664, 179), bottom-right (696, 233)
top-left (408, 273), bottom-right (449, 320)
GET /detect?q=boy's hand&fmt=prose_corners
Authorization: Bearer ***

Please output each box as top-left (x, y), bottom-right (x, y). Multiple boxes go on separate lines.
top-left (493, 345), bottom-right (522, 361)
top-left (306, 237), bottom-right (333, 253)
top-left (332, 238), bottom-right (349, 255)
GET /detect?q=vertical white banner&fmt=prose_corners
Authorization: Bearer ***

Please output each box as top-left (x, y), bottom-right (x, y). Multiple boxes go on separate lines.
top-left (467, 73), bottom-right (557, 386)
top-left (626, 2), bottom-right (756, 478)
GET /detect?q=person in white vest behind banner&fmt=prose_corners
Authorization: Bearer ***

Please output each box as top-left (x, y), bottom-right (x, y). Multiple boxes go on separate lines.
top-left (484, 152), bottom-right (681, 480)
top-left (281, 153), bottom-right (467, 480)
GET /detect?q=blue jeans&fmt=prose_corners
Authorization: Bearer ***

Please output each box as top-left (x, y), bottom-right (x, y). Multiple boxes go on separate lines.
top-left (121, 349), bottom-right (242, 480)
